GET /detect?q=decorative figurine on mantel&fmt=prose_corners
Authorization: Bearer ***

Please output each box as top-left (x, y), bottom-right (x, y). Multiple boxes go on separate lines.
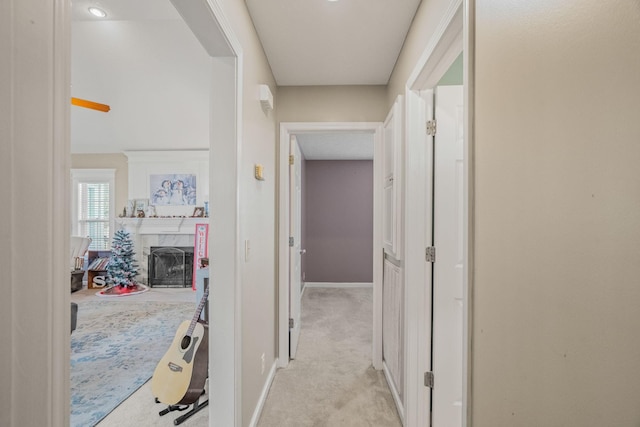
top-left (98, 229), bottom-right (148, 296)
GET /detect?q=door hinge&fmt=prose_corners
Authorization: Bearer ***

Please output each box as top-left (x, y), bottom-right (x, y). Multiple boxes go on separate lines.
top-left (289, 237), bottom-right (294, 247)
top-left (425, 246), bottom-right (436, 263)
top-left (426, 120), bottom-right (437, 136)
top-left (289, 154), bottom-right (294, 165)
top-left (289, 318), bottom-right (294, 329)
top-left (424, 371), bottom-right (434, 388)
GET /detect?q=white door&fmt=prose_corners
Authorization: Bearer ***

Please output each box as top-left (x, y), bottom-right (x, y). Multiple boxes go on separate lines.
top-left (289, 136), bottom-right (303, 359)
top-left (431, 85), bottom-right (464, 426)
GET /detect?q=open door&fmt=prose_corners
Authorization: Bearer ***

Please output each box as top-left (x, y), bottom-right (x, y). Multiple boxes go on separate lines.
top-left (289, 135), bottom-right (303, 359)
top-left (431, 85), bottom-right (464, 426)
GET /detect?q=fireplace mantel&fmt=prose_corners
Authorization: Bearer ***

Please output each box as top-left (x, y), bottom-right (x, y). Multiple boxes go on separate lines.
top-left (115, 217), bottom-right (207, 235)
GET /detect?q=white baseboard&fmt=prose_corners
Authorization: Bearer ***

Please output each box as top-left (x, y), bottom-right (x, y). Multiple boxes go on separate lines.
top-left (382, 360), bottom-right (405, 425)
top-left (248, 360), bottom-right (277, 427)
top-left (304, 282), bottom-right (373, 288)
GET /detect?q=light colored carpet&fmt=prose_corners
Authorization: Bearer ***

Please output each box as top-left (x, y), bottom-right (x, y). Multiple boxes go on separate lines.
top-left (72, 287), bottom-right (401, 426)
top-left (70, 298), bottom-right (197, 426)
top-left (71, 287), bottom-right (208, 427)
top-left (257, 287), bottom-right (402, 427)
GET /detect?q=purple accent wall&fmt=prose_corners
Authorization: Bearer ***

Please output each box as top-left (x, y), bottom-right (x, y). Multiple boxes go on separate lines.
top-left (303, 160), bottom-right (373, 283)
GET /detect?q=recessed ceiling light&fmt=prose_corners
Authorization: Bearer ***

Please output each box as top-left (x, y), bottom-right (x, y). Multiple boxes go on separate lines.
top-left (88, 7), bottom-right (107, 18)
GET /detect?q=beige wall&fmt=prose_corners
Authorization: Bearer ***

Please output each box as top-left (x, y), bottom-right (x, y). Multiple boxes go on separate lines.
top-left (71, 153), bottom-right (128, 216)
top-left (277, 85), bottom-right (388, 123)
top-left (386, 0), bottom-right (453, 107)
top-left (473, 1), bottom-right (640, 425)
top-left (219, 0), bottom-right (278, 424)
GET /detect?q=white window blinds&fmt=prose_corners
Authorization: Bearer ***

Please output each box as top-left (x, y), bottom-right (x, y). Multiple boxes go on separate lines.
top-left (71, 169), bottom-right (115, 251)
top-left (77, 181), bottom-right (110, 250)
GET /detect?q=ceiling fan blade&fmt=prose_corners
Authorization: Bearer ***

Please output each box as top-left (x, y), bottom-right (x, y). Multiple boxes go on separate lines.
top-left (71, 97), bottom-right (110, 112)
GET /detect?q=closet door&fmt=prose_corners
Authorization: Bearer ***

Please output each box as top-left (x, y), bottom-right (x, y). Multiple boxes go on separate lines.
top-left (383, 258), bottom-right (404, 401)
top-left (382, 95), bottom-right (403, 259)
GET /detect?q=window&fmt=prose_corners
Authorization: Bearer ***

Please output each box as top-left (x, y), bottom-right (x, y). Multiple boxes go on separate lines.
top-left (71, 169), bottom-right (115, 250)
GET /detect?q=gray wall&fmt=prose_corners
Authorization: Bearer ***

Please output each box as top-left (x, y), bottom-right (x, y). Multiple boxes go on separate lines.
top-left (304, 160), bottom-right (373, 283)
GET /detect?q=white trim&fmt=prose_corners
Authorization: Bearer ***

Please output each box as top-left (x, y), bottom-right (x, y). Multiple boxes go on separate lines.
top-left (406, 0), bottom-right (463, 90)
top-left (383, 361), bottom-right (406, 425)
top-left (304, 282), bottom-right (373, 288)
top-left (278, 122), bottom-right (384, 371)
top-left (70, 168), bottom-right (116, 249)
top-left (208, 55), bottom-right (242, 427)
top-left (372, 125), bottom-right (384, 371)
top-left (247, 361), bottom-right (277, 427)
top-left (123, 150), bottom-right (209, 163)
top-left (401, 88), bottom-right (431, 427)
top-left (170, 1), bottom-right (244, 426)
top-left (403, 1), bottom-right (466, 426)
top-left (462, 2), bottom-right (475, 425)
top-left (54, 0), bottom-right (72, 424)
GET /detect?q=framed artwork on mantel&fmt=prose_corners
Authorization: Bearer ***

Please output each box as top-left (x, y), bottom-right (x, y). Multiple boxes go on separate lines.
top-left (149, 174), bottom-right (197, 206)
top-left (134, 199), bottom-right (148, 217)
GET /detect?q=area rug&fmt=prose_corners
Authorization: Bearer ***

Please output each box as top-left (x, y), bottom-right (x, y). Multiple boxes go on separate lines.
top-left (70, 300), bottom-right (196, 427)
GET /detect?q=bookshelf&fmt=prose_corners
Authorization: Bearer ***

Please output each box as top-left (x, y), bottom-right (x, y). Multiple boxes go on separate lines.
top-left (87, 250), bottom-right (111, 289)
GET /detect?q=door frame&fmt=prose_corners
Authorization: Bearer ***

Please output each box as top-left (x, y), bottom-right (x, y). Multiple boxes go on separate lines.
top-left (288, 135), bottom-right (303, 360)
top-left (50, 0), bottom-right (245, 425)
top-left (149, 2), bottom-right (245, 424)
top-left (402, 0), bottom-right (474, 426)
top-left (278, 122), bottom-right (384, 369)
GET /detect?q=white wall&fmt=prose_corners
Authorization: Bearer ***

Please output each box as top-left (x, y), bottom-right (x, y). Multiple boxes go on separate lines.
top-left (125, 150), bottom-right (209, 217)
top-left (473, 1), bottom-right (640, 425)
top-left (71, 153), bottom-right (129, 215)
top-left (71, 19), bottom-right (210, 153)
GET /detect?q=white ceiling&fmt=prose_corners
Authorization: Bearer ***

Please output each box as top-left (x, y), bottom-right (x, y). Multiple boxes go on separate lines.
top-left (71, 0), bottom-right (181, 21)
top-left (245, 0), bottom-right (421, 86)
top-left (71, 0), bottom-right (418, 157)
top-left (297, 133), bottom-right (374, 160)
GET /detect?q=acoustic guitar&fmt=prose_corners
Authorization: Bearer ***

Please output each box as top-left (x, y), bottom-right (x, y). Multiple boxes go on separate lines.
top-left (151, 287), bottom-right (209, 405)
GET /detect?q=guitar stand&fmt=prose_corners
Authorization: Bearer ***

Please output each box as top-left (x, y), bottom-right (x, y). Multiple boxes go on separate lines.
top-left (155, 389), bottom-right (208, 426)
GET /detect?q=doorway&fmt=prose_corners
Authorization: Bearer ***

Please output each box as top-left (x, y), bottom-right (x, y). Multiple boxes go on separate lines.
top-left (278, 122), bottom-right (384, 370)
top-left (403, 1), bottom-right (470, 426)
top-left (66, 0), bottom-right (244, 425)
top-left (429, 83), bottom-right (464, 426)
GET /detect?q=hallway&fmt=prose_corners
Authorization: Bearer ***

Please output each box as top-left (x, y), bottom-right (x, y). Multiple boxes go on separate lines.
top-left (258, 287), bottom-right (401, 427)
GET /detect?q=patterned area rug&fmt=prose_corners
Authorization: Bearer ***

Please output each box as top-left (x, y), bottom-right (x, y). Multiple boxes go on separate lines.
top-left (71, 300), bottom-right (196, 427)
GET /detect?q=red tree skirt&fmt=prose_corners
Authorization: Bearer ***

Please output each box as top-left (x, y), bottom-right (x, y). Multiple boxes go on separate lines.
top-left (96, 284), bottom-right (149, 297)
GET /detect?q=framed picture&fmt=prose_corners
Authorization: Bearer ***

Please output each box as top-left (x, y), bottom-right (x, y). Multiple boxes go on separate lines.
top-left (150, 174), bottom-right (197, 206)
top-left (192, 206), bottom-right (205, 217)
top-left (126, 200), bottom-right (135, 217)
top-left (134, 199), bottom-right (148, 216)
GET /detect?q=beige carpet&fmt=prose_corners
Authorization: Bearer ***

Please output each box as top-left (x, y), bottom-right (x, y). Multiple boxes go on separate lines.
top-left (72, 287), bottom-right (209, 427)
top-left (257, 287), bottom-right (402, 427)
top-left (74, 286), bottom-right (400, 426)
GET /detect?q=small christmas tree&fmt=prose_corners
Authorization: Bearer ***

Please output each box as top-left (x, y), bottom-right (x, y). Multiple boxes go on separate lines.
top-left (107, 229), bottom-right (139, 288)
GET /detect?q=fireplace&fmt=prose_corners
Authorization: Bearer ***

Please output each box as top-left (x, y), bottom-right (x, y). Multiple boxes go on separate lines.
top-left (148, 246), bottom-right (194, 287)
